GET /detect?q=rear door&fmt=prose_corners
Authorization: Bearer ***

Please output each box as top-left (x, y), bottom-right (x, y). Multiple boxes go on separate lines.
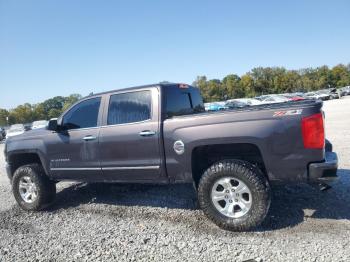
top-left (98, 87), bottom-right (162, 181)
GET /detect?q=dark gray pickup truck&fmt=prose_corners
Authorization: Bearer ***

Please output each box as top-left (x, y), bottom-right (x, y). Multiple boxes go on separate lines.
top-left (4, 83), bottom-right (338, 231)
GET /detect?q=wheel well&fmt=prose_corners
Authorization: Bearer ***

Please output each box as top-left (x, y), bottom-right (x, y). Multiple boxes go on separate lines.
top-left (191, 143), bottom-right (267, 185)
top-left (8, 153), bottom-right (43, 177)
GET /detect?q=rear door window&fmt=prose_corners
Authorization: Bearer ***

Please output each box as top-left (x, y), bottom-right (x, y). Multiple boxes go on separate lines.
top-left (107, 91), bottom-right (152, 125)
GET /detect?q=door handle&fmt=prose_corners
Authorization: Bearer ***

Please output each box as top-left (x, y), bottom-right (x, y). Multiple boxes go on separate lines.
top-left (139, 130), bottom-right (156, 137)
top-left (83, 135), bottom-right (97, 141)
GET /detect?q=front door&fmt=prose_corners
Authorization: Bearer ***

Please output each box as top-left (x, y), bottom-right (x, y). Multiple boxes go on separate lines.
top-left (98, 88), bottom-right (162, 181)
top-left (47, 97), bottom-right (103, 180)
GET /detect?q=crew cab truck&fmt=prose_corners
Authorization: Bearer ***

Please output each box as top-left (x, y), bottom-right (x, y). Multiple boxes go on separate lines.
top-left (4, 83), bottom-right (338, 231)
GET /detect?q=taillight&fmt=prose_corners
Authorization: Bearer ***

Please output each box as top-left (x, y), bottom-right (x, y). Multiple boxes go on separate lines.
top-left (301, 113), bottom-right (325, 149)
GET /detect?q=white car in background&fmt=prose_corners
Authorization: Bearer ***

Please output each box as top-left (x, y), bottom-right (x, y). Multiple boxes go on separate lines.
top-left (32, 120), bottom-right (48, 129)
top-left (233, 98), bottom-right (264, 106)
top-left (305, 92), bottom-right (330, 101)
top-left (256, 94), bottom-right (290, 104)
top-left (6, 124), bottom-right (25, 139)
top-left (225, 98), bottom-right (264, 109)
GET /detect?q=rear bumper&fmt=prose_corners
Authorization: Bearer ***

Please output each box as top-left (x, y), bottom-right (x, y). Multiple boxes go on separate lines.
top-left (309, 151), bottom-right (338, 183)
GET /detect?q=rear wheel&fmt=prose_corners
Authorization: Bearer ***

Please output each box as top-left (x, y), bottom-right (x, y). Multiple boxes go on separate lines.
top-left (210, 177), bottom-right (253, 218)
top-left (198, 159), bottom-right (271, 231)
top-left (12, 164), bottom-right (56, 211)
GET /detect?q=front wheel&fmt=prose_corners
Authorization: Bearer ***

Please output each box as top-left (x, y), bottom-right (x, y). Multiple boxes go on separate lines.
top-left (198, 160), bottom-right (271, 231)
top-left (12, 164), bottom-right (56, 211)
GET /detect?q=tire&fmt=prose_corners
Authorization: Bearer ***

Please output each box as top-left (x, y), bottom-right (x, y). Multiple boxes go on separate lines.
top-left (12, 164), bottom-right (56, 211)
top-left (198, 159), bottom-right (271, 231)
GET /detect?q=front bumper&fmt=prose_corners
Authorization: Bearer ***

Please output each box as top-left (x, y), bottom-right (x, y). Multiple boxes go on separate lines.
top-left (309, 151), bottom-right (338, 183)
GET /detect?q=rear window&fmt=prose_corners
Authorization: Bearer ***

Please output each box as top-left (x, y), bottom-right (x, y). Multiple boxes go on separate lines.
top-left (164, 85), bottom-right (205, 118)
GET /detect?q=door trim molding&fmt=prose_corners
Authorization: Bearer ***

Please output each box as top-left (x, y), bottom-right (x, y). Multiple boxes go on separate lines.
top-left (50, 166), bottom-right (160, 171)
top-left (50, 167), bottom-right (101, 171)
top-left (102, 166), bottom-right (160, 170)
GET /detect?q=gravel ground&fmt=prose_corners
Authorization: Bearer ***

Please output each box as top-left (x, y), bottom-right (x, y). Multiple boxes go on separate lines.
top-left (0, 98), bottom-right (350, 262)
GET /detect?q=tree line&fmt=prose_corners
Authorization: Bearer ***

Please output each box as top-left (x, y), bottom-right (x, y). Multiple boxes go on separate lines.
top-left (0, 94), bottom-right (82, 126)
top-left (1, 63), bottom-right (350, 126)
top-left (193, 63), bottom-right (350, 102)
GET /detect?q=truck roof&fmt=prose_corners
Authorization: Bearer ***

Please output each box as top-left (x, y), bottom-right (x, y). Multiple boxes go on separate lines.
top-left (86, 82), bottom-right (184, 99)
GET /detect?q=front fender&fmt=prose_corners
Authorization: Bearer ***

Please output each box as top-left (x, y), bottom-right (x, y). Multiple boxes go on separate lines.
top-left (6, 138), bottom-right (50, 177)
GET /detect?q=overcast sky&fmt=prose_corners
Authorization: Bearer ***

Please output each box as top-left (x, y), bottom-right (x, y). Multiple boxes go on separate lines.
top-left (1, 0), bottom-right (350, 109)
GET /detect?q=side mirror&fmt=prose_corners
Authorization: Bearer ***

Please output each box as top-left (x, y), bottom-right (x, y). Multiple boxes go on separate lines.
top-left (47, 118), bottom-right (58, 131)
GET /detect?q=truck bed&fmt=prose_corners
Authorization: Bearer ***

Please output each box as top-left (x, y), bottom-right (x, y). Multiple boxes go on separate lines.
top-left (194, 99), bottom-right (322, 118)
top-left (163, 99), bottom-right (324, 184)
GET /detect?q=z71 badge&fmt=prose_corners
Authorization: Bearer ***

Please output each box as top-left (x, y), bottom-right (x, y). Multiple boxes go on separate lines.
top-left (273, 109), bottom-right (302, 117)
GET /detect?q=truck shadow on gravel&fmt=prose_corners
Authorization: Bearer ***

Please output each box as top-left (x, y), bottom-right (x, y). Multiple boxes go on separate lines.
top-left (51, 182), bottom-right (199, 210)
top-left (48, 169), bottom-right (350, 231)
top-left (260, 168), bottom-right (350, 231)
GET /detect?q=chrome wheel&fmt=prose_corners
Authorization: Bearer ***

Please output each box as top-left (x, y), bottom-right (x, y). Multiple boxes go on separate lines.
top-left (211, 177), bottom-right (252, 218)
top-left (18, 176), bottom-right (38, 204)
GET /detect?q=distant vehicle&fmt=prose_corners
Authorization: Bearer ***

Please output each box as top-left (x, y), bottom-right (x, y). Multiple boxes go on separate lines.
top-left (23, 123), bottom-right (32, 131)
top-left (229, 98), bottom-right (264, 106)
top-left (204, 102), bottom-right (227, 111)
top-left (315, 90), bottom-right (331, 100)
top-left (256, 94), bottom-right (290, 104)
top-left (294, 92), bottom-right (306, 97)
top-left (282, 93), bottom-right (305, 101)
top-left (32, 120), bottom-right (48, 129)
top-left (322, 88), bottom-right (340, 100)
top-left (225, 100), bottom-right (249, 109)
top-left (305, 92), bottom-right (317, 100)
top-left (0, 127), bottom-right (6, 140)
top-left (305, 92), bottom-right (329, 101)
top-left (330, 93), bottom-right (339, 99)
top-left (340, 86), bottom-right (350, 96)
top-left (6, 124), bottom-right (25, 138)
